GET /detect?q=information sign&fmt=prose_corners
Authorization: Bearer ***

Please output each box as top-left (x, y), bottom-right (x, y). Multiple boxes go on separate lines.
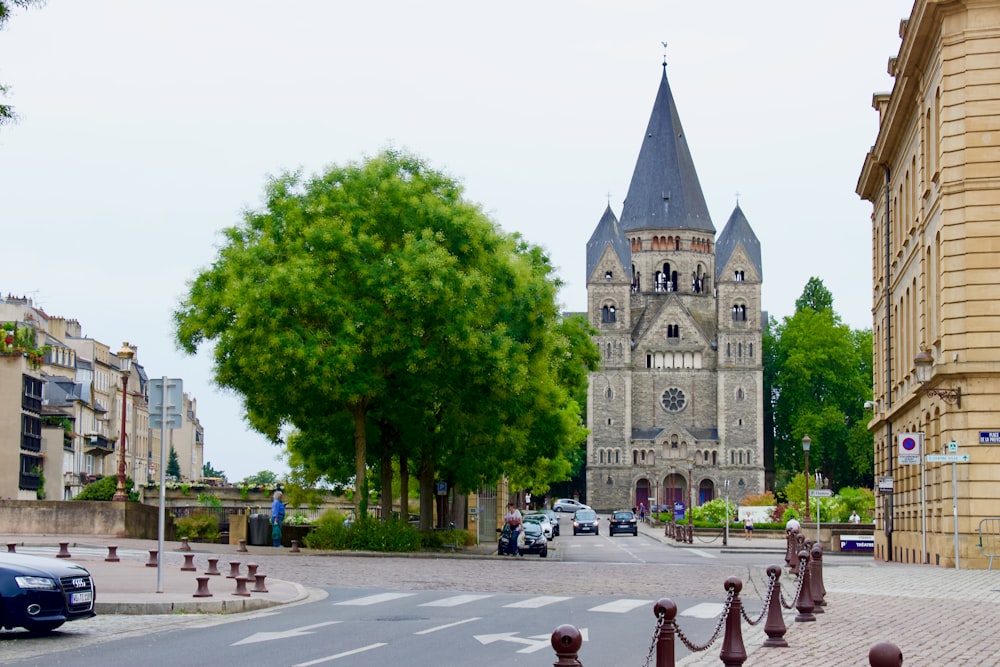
top-left (808, 489), bottom-right (834, 497)
top-left (877, 476), bottom-right (894, 492)
top-left (839, 535), bottom-right (874, 552)
top-left (926, 454), bottom-right (970, 463)
top-left (897, 432), bottom-right (923, 465)
top-left (980, 432), bottom-right (1000, 444)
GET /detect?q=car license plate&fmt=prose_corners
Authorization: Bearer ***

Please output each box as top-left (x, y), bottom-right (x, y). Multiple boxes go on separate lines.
top-left (71, 591), bottom-right (92, 604)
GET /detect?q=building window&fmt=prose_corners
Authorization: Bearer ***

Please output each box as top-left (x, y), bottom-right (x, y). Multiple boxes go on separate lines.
top-left (601, 305), bottom-right (616, 323)
top-left (660, 387), bottom-right (686, 412)
top-left (605, 271), bottom-right (613, 280)
top-left (737, 388), bottom-right (744, 401)
top-left (734, 270), bottom-right (744, 281)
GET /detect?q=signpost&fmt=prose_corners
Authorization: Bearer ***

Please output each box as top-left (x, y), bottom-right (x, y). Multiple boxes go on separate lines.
top-left (898, 433), bottom-right (923, 465)
top-left (148, 377), bottom-right (183, 592)
top-left (808, 488), bottom-right (833, 540)
top-left (926, 442), bottom-right (967, 570)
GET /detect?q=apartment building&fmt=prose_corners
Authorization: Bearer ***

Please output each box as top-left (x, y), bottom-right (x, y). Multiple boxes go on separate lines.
top-left (857, 0), bottom-right (1000, 568)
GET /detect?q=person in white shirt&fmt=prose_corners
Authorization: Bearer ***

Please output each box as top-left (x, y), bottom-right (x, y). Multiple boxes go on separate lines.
top-left (849, 510), bottom-right (861, 524)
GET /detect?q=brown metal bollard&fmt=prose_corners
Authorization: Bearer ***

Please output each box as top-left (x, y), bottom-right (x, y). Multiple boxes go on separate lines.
top-left (145, 550), bottom-right (159, 567)
top-left (794, 549), bottom-right (816, 622)
top-left (868, 641), bottom-right (903, 667)
top-left (105, 545), bottom-right (120, 562)
top-left (237, 539), bottom-right (248, 553)
top-left (205, 557), bottom-right (222, 576)
top-left (57, 542), bottom-right (72, 558)
top-left (250, 573), bottom-right (269, 593)
top-left (232, 576), bottom-right (251, 597)
top-left (653, 598), bottom-right (678, 667)
top-left (290, 540), bottom-right (300, 553)
top-left (246, 563), bottom-right (259, 578)
top-left (810, 543), bottom-right (827, 608)
top-left (179, 536), bottom-right (191, 552)
top-left (7, 543), bottom-right (16, 553)
top-left (688, 524), bottom-right (694, 544)
top-left (227, 561), bottom-right (241, 578)
top-left (181, 553), bottom-right (197, 571)
top-left (193, 577), bottom-right (212, 598)
top-left (762, 565), bottom-right (788, 648)
top-left (719, 577), bottom-right (747, 666)
top-left (785, 528), bottom-right (797, 566)
top-left (550, 624), bottom-right (583, 667)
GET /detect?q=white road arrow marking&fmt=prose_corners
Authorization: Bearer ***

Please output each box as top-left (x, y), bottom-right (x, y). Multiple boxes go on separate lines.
top-left (232, 621), bottom-right (341, 646)
top-left (476, 628), bottom-right (588, 654)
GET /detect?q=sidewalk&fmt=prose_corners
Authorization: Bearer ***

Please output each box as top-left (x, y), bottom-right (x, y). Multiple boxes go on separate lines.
top-left (1, 534), bottom-right (317, 615)
top-left (636, 521), bottom-right (1000, 666)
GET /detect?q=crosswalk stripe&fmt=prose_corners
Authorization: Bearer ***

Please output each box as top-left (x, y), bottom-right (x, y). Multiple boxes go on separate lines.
top-left (419, 594), bottom-right (492, 607)
top-left (334, 592), bottom-right (415, 606)
top-left (503, 595), bottom-right (571, 609)
top-left (588, 598), bottom-right (652, 613)
top-left (680, 602), bottom-right (724, 618)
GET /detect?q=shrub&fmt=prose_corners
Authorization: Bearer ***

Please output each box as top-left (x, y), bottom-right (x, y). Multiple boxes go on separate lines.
top-left (742, 491), bottom-right (777, 506)
top-left (303, 512), bottom-right (422, 552)
top-left (420, 529), bottom-right (475, 550)
top-left (74, 476), bottom-right (136, 501)
top-left (174, 513), bottom-right (221, 539)
top-left (691, 498), bottom-right (737, 525)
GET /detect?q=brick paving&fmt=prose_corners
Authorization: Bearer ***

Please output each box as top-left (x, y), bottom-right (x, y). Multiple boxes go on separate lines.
top-left (3, 529), bottom-right (999, 665)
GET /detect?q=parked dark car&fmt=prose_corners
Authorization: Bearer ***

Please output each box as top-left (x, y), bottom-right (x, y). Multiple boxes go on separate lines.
top-left (0, 553), bottom-right (96, 633)
top-left (609, 510), bottom-right (638, 536)
top-left (498, 522), bottom-right (548, 558)
top-left (572, 509), bottom-right (600, 535)
top-left (649, 504), bottom-right (670, 514)
top-left (540, 509), bottom-right (560, 536)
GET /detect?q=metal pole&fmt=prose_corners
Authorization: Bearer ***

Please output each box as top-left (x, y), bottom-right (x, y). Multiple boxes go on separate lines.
top-left (921, 440), bottom-right (927, 564)
top-left (804, 446), bottom-right (810, 522)
top-left (952, 461), bottom-right (959, 569)
top-left (724, 480), bottom-right (730, 546)
top-left (113, 366), bottom-right (130, 502)
top-left (156, 377), bottom-right (168, 593)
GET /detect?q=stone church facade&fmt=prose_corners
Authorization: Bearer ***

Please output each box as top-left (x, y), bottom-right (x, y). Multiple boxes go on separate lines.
top-left (584, 64), bottom-right (766, 513)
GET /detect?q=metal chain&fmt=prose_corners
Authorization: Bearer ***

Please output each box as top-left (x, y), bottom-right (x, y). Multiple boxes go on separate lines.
top-left (641, 610), bottom-right (667, 667)
top-left (694, 530), bottom-right (724, 544)
top-left (675, 587), bottom-right (735, 652)
top-left (741, 569), bottom-right (776, 626)
top-left (780, 564), bottom-right (806, 609)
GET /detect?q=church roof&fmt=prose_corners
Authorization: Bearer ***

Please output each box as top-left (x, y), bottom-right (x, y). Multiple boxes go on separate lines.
top-left (620, 65), bottom-right (714, 234)
top-left (585, 204), bottom-right (631, 281)
top-left (715, 204), bottom-right (762, 280)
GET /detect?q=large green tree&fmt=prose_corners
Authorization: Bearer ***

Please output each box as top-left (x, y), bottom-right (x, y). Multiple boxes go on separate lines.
top-left (766, 277), bottom-right (874, 490)
top-left (176, 149), bottom-right (588, 520)
top-left (0, 1), bottom-right (41, 128)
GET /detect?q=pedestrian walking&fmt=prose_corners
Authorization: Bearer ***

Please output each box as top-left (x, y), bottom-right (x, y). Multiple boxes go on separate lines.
top-left (639, 503), bottom-right (646, 524)
top-left (744, 514), bottom-right (754, 541)
top-left (504, 502), bottom-right (523, 556)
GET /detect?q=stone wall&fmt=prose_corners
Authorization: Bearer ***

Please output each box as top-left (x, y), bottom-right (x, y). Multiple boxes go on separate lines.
top-left (0, 499), bottom-right (172, 539)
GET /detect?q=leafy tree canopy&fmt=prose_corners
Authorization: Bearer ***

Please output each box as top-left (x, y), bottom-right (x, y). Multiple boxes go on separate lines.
top-left (766, 277), bottom-right (873, 490)
top-left (0, 1), bottom-right (42, 129)
top-left (241, 470), bottom-right (280, 487)
top-left (202, 461), bottom-right (226, 479)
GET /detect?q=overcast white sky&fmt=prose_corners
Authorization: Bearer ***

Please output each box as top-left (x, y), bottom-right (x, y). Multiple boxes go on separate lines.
top-left (1, 1), bottom-right (914, 481)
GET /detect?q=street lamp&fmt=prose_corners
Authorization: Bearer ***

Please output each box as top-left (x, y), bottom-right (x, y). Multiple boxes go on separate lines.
top-left (113, 343), bottom-right (134, 502)
top-left (914, 349), bottom-right (961, 407)
top-left (686, 460), bottom-right (694, 525)
top-left (802, 435), bottom-right (811, 522)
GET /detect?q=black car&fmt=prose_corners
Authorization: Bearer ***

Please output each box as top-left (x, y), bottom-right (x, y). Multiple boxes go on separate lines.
top-left (498, 522), bottom-right (548, 558)
top-left (609, 510), bottom-right (638, 536)
top-left (0, 553), bottom-right (96, 633)
top-left (572, 509), bottom-right (600, 535)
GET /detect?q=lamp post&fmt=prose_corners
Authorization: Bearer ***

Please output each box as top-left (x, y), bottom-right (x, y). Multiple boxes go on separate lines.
top-left (723, 479), bottom-right (730, 546)
top-left (669, 465), bottom-right (676, 520)
top-left (686, 460), bottom-right (694, 525)
top-left (113, 343), bottom-right (134, 502)
top-left (802, 435), bottom-right (811, 522)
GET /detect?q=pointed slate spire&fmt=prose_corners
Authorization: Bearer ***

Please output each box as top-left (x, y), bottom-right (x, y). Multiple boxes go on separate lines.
top-left (620, 65), bottom-right (714, 233)
top-left (715, 203), bottom-right (762, 280)
top-left (586, 204), bottom-right (631, 281)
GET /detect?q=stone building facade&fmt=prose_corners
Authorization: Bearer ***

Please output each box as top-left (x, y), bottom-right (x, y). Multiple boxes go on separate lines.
top-left (857, 0), bottom-right (1000, 568)
top-left (584, 64), bottom-right (765, 513)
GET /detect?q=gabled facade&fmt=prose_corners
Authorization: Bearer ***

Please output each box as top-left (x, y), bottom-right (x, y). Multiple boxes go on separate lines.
top-left (857, 0), bottom-right (1000, 568)
top-left (585, 65), bottom-right (765, 512)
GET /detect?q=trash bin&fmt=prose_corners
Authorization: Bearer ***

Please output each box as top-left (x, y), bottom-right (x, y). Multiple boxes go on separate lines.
top-left (248, 514), bottom-right (270, 546)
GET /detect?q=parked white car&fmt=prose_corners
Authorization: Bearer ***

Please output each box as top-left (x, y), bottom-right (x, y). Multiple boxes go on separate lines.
top-left (523, 512), bottom-right (555, 539)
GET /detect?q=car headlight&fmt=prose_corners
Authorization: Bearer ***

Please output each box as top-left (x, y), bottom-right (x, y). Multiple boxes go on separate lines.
top-left (15, 576), bottom-right (58, 590)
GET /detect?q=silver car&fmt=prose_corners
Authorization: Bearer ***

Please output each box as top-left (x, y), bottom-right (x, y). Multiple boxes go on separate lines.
top-left (523, 512), bottom-right (555, 539)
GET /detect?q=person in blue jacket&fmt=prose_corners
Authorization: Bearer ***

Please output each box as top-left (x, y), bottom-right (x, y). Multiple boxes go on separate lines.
top-left (271, 490), bottom-right (286, 547)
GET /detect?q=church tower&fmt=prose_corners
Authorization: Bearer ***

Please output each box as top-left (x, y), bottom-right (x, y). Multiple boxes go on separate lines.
top-left (585, 63), bottom-right (765, 512)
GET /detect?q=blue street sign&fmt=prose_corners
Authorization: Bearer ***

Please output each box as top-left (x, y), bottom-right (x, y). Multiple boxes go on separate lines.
top-left (980, 431), bottom-right (1000, 444)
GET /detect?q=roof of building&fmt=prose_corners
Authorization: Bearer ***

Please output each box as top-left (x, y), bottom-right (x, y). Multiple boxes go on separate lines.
top-left (585, 204), bottom-right (632, 282)
top-left (620, 64), bottom-right (714, 234)
top-left (715, 204), bottom-right (762, 280)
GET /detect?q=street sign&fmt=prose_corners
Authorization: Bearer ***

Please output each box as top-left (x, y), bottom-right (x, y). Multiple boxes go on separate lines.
top-left (947, 441), bottom-right (958, 452)
top-left (981, 432), bottom-right (1000, 444)
top-left (898, 432), bottom-right (923, 465)
top-left (808, 489), bottom-right (834, 497)
top-left (149, 378), bottom-right (184, 429)
top-left (877, 476), bottom-right (894, 492)
top-left (926, 454), bottom-right (970, 463)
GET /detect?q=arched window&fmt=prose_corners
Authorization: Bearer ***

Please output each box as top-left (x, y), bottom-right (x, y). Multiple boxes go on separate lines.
top-left (671, 435), bottom-right (679, 449)
top-left (632, 450), bottom-right (639, 465)
top-left (737, 388), bottom-right (744, 401)
top-left (615, 450), bottom-right (620, 464)
top-left (600, 451), bottom-right (605, 464)
top-left (606, 387), bottom-right (613, 399)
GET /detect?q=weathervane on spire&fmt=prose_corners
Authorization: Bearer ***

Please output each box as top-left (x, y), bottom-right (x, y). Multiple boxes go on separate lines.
top-left (735, 191), bottom-right (741, 205)
top-left (661, 41), bottom-right (668, 67)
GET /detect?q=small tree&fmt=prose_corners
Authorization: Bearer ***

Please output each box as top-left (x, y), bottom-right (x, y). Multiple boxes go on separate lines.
top-left (166, 446), bottom-right (181, 478)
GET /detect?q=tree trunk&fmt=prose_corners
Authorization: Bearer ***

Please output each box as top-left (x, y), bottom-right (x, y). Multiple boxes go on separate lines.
top-left (419, 454), bottom-right (434, 531)
top-left (380, 446), bottom-right (393, 521)
top-left (349, 400), bottom-right (368, 516)
top-left (451, 491), bottom-right (467, 529)
top-left (399, 453), bottom-right (409, 522)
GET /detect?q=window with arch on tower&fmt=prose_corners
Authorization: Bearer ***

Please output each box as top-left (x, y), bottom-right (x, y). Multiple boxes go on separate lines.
top-left (667, 324), bottom-right (679, 339)
top-left (602, 305), bottom-right (616, 323)
top-left (734, 270), bottom-right (744, 281)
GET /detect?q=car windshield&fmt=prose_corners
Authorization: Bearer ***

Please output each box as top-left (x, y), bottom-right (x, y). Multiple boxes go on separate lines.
top-left (523, 522), bottom-right (542, 535)
top-left (614, 511), bottom-right (634, 520)
top-left (575, 510), bottom-right (597, 520)
top-left (524, 514), bottom-right (547, 523)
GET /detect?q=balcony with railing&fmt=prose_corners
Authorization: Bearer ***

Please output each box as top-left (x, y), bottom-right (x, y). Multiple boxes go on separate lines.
top-left (83, 434), bottom-right (114, 455)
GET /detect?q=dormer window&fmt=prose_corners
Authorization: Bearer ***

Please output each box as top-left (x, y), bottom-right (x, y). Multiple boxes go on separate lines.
top-left (734, 270), bottom-right (745, 281)
top-left (605, 271), bottom-right (613, 280)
